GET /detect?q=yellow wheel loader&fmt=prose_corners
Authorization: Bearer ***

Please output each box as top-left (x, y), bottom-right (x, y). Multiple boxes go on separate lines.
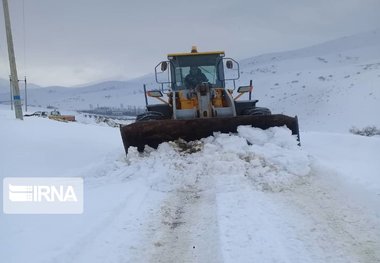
top-left (120, 47), bottom-right (300, 155)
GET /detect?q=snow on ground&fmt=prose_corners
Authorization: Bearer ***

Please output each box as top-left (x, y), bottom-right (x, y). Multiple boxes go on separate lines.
top-left (1, 106), bottom-right (380, 263)
top-left (303, 131), bottom-right (380, 196)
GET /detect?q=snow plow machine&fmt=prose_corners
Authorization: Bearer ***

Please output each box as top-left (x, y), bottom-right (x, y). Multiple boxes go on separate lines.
top-left (120, 47), bottom-right (300, 155)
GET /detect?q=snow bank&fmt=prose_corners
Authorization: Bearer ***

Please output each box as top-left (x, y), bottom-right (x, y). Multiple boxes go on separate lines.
top-left (125, 126), bottom-right (310, 193)
top-left (302, 131), bottom-right (380, 196)
top-left (237, 126), bottom-right (310, 191)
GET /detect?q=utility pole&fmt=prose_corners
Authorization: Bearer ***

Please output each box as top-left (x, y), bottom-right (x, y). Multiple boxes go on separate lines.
top-left (9, 75), bottom-right (13, 110)
top-left (3, 0), bottom-right (23, 119)
top-left (24, 76), bottom-right (27, 112)
top-left (9, 76), bottom-right (28, 111)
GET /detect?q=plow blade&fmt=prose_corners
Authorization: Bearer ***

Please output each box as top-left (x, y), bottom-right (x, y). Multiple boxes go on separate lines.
top-left (120, 114), bottom-right (300, 155)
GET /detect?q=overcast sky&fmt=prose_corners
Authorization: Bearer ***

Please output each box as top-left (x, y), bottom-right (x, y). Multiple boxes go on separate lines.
top-left (0, 0), bottom-right (379, 87)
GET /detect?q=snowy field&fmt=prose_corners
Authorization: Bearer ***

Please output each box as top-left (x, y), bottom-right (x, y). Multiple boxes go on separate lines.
top-left (1, 105), bottom-right (379, 263)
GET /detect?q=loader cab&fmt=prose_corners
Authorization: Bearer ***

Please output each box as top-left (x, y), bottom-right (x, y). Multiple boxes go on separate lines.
top-left (150, 47), bottom-right (244, 120)
top-left (155, 48), bottom-right (240, 90)
top-left (168, 52), bottom-right (225, 90)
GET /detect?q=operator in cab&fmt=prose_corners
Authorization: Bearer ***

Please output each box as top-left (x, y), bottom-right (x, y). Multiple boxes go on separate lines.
top-left (185, 66), bottom-right (208, 89)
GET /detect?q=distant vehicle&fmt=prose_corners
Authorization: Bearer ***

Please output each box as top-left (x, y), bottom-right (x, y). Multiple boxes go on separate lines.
top-left (24, 111), bottom-right (48, 118)
top-left (50, 110), bottom-right (61, 116)
top-left (34, 111), bottom-right (48, 117)
top-left (48, 110), bottom-right (76, 122)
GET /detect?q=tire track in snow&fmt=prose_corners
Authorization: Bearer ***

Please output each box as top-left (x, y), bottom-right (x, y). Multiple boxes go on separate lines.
top-left (277, 163), bottom-right (380, 263)
top-left (125, 127), bottom-right (310, 263)
top-left (47, 180), bottom-right (148, 262)
top-left (226, 160), bottom-right (380, 263)
top-left (146, 161), bottom-right (224, 263)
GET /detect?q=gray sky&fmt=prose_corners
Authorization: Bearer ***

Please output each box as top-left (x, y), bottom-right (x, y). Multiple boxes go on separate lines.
top-left (0, 0), bottom-right (379, 87)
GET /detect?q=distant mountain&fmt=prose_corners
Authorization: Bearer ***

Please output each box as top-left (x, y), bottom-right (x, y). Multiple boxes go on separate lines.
top-left (0, 75), bottom-right (156, 111)
top-left (0, 77), bottom-right (41, 92)
top-left (237, 29), bottom-right (380, 132)
top-left (0, 29), bottom-right (379, 132)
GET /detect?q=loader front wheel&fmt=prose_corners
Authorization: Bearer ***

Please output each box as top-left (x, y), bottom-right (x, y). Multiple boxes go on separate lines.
top-left (137, 145), bottom-right (145, 153)
top-left (242, 107), bottom-right (271, 116)
top-left (136, 111), bottom-right (166, 122)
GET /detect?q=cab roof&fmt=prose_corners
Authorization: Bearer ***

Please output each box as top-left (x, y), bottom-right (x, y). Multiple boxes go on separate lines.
top-left (167, 51), bottom-right (225, 58)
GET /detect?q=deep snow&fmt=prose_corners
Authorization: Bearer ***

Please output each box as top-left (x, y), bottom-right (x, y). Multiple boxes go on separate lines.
top-left (1, 106), bottom-right (379, 263)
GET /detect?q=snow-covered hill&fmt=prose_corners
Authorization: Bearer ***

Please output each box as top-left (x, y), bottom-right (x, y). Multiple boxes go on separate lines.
top-left (238, 29), bottom-right (380, 132)
top-left (1, 29), bottom-right (379, 132)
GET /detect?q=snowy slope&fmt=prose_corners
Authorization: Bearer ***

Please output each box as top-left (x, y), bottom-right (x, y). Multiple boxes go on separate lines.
top-left (238, 29), bottom-right (380, 132)
top-left (1, 106), bottom-right (380, 263)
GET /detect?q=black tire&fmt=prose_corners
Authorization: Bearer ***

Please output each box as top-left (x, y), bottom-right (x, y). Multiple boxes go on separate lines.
top-left (136, 111), bottom-right (166, 122)
top-left (242, 107), bottom-right (271, 116)
top-left (137, 145), bottom-right (145, 153)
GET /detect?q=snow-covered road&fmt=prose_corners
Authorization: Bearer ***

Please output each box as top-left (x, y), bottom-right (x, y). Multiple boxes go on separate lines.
top-left (1, 109), bottom-right (380, 263)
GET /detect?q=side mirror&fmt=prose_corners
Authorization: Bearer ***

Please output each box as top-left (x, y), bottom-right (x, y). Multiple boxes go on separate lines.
top-left (219, 57), bottom-right (240, 81)
top-left (226, 60), bottom-right (233, 69)
top-left (147, 90), bottom-right (163, 98)
top-left (237, 86), bottom-right (252, 94)
top-left (160, 61), bottom-right (168, 72)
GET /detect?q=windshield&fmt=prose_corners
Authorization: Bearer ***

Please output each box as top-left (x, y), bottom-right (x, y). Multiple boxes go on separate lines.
top-left (170, 54), bottom-right (222, 90)
top-left (175, 65), bottom-right (216, 88)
